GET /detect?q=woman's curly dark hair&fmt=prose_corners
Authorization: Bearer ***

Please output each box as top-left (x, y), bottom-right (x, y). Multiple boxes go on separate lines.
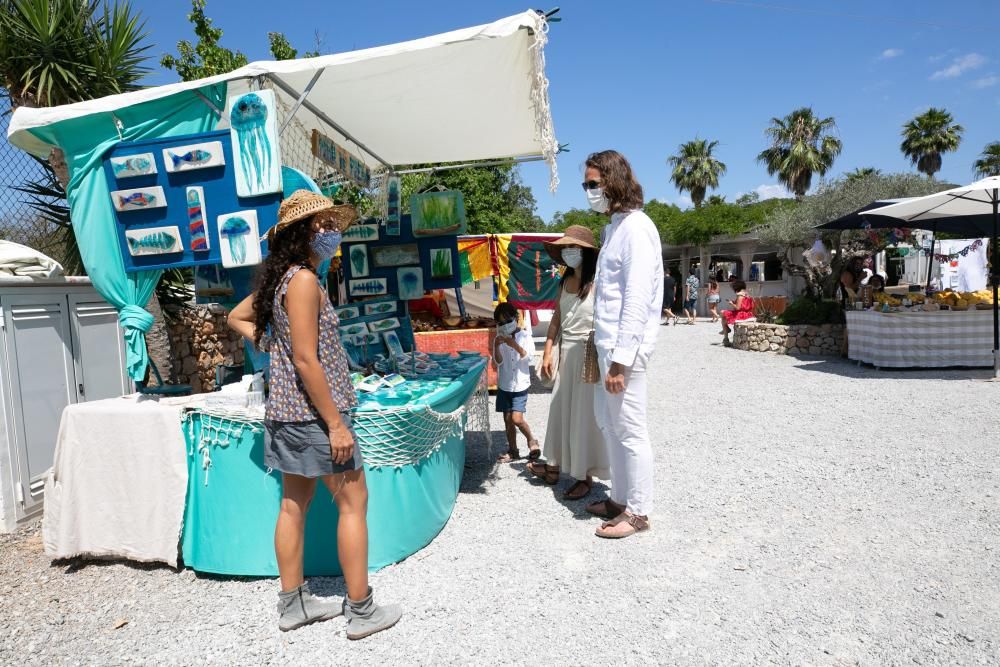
top-left (252, 218), bottom-right (316, 347)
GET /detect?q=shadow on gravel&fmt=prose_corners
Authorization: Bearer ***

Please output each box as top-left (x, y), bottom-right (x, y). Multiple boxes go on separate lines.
top-left (55, 556), bottom-right (181, 575)
top-left (512, 462), bottom-right (611, 522)
top-left (794, 358), bottom-right (995, 381)
top-left (458, 430), bottom-right (505, 494)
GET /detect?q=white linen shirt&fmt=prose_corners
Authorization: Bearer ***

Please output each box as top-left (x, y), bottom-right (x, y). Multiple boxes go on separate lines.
top-left (494, 327), bottom-right (533, 392)
top-left (594, 210), bottom-right (664, 366)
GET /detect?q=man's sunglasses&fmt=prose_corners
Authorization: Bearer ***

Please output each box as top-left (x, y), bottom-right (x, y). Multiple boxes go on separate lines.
top-left (580, 180), bottom-right (601, 191)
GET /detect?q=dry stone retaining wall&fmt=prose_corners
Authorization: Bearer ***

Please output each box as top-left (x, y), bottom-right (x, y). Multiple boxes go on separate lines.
top-left (166, 304), bottom-right (244, 393)
top-left (733, 322), bottom-right (844, 356)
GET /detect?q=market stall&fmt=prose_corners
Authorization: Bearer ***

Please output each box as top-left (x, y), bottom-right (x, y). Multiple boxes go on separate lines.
top-left (11, 10), bottom-right (560, 572)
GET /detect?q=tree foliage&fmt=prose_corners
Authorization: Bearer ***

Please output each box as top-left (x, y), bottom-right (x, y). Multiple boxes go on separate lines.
top-left (758, 107), bottom-right (842, 199)
top-left (900, 107), bottom-right (963, 179)
top-left (759, 172), bottom-right (953, 296)
top-left (973, 142), bottom-right (1000, 179)
top-left (399, 163), bottom-right (542, 235)
top-left (668, 138), bottom-right (726, 209)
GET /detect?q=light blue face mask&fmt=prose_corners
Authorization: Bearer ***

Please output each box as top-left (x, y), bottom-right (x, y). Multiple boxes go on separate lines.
top-left (310, 230), bottom-right (342, 260)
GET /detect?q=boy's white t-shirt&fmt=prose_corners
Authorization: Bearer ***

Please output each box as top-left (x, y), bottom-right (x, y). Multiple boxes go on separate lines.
top-left (494, 328), bottom-right (533, 393)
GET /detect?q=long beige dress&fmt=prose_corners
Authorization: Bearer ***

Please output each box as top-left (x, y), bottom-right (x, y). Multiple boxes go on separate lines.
top-left (542, 286), bottom-right (610, 480)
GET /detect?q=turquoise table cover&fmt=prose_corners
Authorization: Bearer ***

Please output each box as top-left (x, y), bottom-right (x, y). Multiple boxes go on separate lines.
top-left (181, 360), bottom-right (485, 576)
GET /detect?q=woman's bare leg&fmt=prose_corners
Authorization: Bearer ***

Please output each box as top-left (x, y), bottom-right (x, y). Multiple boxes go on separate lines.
top-left (276, 474), bottom-right (317, 592)
top-left (322, 469), bottom-right (369, 602)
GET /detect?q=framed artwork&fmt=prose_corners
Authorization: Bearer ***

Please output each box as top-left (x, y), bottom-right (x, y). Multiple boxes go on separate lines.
top-left (430, 247), bottom-right (454, 278)
top-left (371, 243), bottom-right (419, 268)
top-left (342, 223), bottom-right (379, 243)
top-left (349, 278), bottom-right (388, 297)
top-left (368, 317), bottom-right (401, 333)
top-left (364, 301), bottom-right (397, 316)
top-left (227, 89), bottom-right (282, 197)
top-left (349, 244), bottom-right (370, 278)
top-left (383, 330), bottom-right (405, 358)
top-left (397, 267), bottom-right (424, 300)
top-left (386, 176), bottom-right (401, 236)
top-left (410, 190), bottom-right (466, 236)
top-left (110, 153), bottom-right (156, 179)
top-left (186, 186), bottom-right (210, 251)
top-left (161, 140), bottom-right (225, 173)
top-left (217, 210), bottom-right (262, 268)
top-left (111, 186), bottom-right (166, 212)
top-left (124, 225), bottom-right (182, 256)
top-left (339, 322), bottom-right (370, 338)
top-left (336, 305), bottom-right (361, 321)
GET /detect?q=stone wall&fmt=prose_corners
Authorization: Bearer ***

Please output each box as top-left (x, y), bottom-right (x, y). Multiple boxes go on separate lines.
top-left (166, 304), bottom-right (244, 393)
top-left (733, 322), bottom-right (844, 356)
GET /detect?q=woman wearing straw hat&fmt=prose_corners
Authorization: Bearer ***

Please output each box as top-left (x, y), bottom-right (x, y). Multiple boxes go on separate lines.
top-left (527, 225), bottom-right (609, 499)
top-left (228, 190), bottom-right (401, 638)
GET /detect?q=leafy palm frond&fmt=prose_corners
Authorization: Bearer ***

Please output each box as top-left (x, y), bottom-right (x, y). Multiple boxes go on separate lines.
top-left (668, 138), bottom-right (727, 208)
top-left (973, 142), bottom-right (1000, 179)
top-left (757, 107), bottom-right (842, 199)
top-left (900, 108), bottom-right (963, 179)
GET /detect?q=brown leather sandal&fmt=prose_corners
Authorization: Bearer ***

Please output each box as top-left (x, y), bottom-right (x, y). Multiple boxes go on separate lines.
top-left (563, 480), bottom-right (592, 500)
top-left (527, 461), bottom-right (559, 485)
top-left (585, 498), bottom-right (624, 520)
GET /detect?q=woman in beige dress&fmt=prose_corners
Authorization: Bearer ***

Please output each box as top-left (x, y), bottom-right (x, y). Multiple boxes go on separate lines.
top-left (528, 225), bottom-right (609, 499)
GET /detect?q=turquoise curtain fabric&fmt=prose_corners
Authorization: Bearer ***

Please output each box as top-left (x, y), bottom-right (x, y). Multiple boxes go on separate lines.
top-left (27, 84), bottom-right (227, 380)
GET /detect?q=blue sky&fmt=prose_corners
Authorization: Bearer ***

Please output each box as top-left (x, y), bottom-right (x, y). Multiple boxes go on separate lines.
top-left (133, 1), bottom-right (1000, 221)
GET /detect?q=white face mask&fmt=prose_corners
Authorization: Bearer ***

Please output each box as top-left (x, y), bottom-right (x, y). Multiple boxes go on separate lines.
top-left (561, 247), bottom-right (583, 268)
top-left (498, 321), bottom-right (518, 336)
top-left (586, 187), bottom-right (609, 213)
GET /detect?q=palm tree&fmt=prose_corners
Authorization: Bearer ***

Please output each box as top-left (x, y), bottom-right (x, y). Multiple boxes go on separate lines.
top-left (846, 167), bottom-right (881, 182)
top-left (900, 108), bottom-right (963, 179)
top-left (757, 108), bottom-right (842, 199)
top-left (668, 138), bottom-right (727, 209)
top-left (973, 142), bottom-right (1000, 179)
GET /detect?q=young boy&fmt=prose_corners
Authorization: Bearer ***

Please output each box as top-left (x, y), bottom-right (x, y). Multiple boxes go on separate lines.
top-left (491, 302), bottom-right (539, 463)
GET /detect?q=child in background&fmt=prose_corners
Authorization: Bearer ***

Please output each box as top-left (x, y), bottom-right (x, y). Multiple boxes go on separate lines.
top-left (492, 302), bottom-right (540, 463)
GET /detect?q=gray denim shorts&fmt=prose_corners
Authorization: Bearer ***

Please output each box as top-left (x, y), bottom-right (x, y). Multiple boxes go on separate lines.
top-left (264, 412), bottom-right (362, 478)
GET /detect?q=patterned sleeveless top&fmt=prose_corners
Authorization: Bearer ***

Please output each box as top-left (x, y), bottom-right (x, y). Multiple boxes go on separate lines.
top-left (265, 265), bottom-right (357, 422)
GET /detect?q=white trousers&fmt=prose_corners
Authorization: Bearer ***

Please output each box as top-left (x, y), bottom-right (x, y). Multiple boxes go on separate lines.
top-left (594, 349), bottom-right (654, 516)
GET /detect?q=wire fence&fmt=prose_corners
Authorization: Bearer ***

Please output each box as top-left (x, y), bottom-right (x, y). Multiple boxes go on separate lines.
top-left (0, 93), bottom-right (76, 270)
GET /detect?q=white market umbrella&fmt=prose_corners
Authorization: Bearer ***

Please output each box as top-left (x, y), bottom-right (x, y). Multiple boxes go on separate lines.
top-left (862, 176), bottom-right (1000, 373)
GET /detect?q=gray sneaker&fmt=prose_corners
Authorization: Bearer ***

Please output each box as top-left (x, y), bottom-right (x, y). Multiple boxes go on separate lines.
top-left (343, 586), bottom-right (402, 640)
top-left (277, 582), bottom-right (343, 632)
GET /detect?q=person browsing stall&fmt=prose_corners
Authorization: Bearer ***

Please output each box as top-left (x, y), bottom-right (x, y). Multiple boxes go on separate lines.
top-left (227, 190), bottom-right (401, 638)
top-left (492, 302), bottom-right (540, 463)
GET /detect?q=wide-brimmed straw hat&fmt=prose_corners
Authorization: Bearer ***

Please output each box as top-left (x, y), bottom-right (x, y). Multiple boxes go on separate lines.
top-left (267, 189), bottom-right (356, 242)
top-left (544, 225), bottom-right (597, 265)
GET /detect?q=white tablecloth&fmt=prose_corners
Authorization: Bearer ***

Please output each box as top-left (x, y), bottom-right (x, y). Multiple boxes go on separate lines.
top-left (846, 310), bottom-right (995, 368)
top-left (42, 396), bottom-right (188, 566)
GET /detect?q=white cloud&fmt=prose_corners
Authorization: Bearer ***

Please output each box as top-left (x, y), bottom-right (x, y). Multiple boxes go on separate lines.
top-left (674, 194), bottom-right (693, 210)
top-left (754, 184), bottom-right (792, 200)
top-left (879, 48), bottom-right (903, 60)
top-left (972, 75), bottom-right (999, 89)
top-left (930, 53), bottom-right (986, 80)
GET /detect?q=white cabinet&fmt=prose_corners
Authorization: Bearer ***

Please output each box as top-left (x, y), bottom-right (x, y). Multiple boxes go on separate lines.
top-left (0, 280), bottom-right (130, 531)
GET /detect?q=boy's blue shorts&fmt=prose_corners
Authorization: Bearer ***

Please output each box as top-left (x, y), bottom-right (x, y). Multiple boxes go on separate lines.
top-left (496, 388), bottom-right (528, 413)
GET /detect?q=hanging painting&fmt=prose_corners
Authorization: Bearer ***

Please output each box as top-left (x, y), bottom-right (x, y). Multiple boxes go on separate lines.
top-left (383, 330), bottom-right (405, 358)
top-left (430, 247), bottom-right (454, 279)
top-left (110, 153), bottom-right (156, 179)
top-left (368, 317), bottom-right (401, 333)
top-left (364, 301), bottom-right (397, 316)
top-left (217, 210), bottom-right (263, 268)
top-left (336, 305), bottom-right (361, 321)
top-left (124, 225), bottom-right (183, 256)
top-left (386, 176), bottom-right (401, 236)
top-left (410, 190), bottom-right (466, 236)
top-left (227, 89), bottom-right (282, 197)
top-left (341, 223), bottom-right (379, 243)
top-left (111, 186), bottom-right (166, 212)
top-left (372, 244), bottom-right (419, 268)
top-left (349, 244), bottom-right (370, 278)
top-left (349, 278), bottom-right (388, 297)
top-left (397, 267), bottom-right (424, 300)
top-left (161, 140), bottom-right (225, 173)
top-left (186, 186), bottom-right (210, 251)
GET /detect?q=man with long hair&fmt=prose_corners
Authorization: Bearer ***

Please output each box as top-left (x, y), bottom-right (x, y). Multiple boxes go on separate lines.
top-left (581, 150), bottom-right (663, 539)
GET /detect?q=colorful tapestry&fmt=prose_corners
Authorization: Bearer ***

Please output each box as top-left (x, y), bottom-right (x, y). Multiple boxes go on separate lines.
top-left (493, 234), bottom-right (562, 310)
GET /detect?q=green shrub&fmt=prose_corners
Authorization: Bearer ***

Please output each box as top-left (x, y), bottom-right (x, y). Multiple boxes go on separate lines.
top-left (776, 297), bottom-right (844, 325)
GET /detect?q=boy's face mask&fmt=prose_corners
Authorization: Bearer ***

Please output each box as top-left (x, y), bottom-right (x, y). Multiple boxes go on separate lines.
top-left (498, 320), bottom-right (518, 336)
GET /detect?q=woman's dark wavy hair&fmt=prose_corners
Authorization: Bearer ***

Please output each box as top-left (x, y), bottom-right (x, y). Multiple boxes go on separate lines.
top-left (585, 150), bottom-right (644, 213)
top-left (252, 218), bottom-right (316, 347)
top-left (560, 247), bottom-right (598, 298)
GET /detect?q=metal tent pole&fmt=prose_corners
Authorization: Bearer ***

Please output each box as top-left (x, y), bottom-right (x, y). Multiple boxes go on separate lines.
top-left (993, 189), bottom-right (999, 376)
top-left (925, 224), bottom-right (936, 292)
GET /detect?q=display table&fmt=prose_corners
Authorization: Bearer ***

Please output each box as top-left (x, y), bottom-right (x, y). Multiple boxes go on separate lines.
top-left (42, 396), bottom-right (188, 566)
top-left (846, 310), bottom-right (995, 368)
top-left (415, 329), bottom-right (498, 388)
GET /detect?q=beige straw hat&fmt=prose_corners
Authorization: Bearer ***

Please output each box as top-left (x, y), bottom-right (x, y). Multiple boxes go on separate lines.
top-left (543, 225), bottom-right (597, 265)
top-left (267, 189), bottom-right (357, 242)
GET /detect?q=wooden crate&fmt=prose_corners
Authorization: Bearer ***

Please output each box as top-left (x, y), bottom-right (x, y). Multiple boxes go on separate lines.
top-left (414, 328), bottom-right (497, 388)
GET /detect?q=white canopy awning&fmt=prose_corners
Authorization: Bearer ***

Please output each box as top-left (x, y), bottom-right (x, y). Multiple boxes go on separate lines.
top-left (6, 10), bottom-right (559, 189)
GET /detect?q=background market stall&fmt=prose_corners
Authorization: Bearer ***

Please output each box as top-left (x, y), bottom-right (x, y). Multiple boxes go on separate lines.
top-left (8, 10), bottom-right (561, 572)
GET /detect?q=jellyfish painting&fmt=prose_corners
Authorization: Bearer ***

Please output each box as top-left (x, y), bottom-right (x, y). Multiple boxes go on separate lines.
top-left (228, 90), bottom-right (280, 197)
top-left (350, 244), bottom-right (369, 277)
top-left (396, 267), bottom-right (423, 300)
top-left (217, 211), bottom-right (262, 268)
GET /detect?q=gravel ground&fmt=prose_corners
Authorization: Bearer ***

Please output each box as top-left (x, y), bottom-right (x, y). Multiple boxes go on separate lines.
top-left (2, 321), bottom-right (999, 665)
